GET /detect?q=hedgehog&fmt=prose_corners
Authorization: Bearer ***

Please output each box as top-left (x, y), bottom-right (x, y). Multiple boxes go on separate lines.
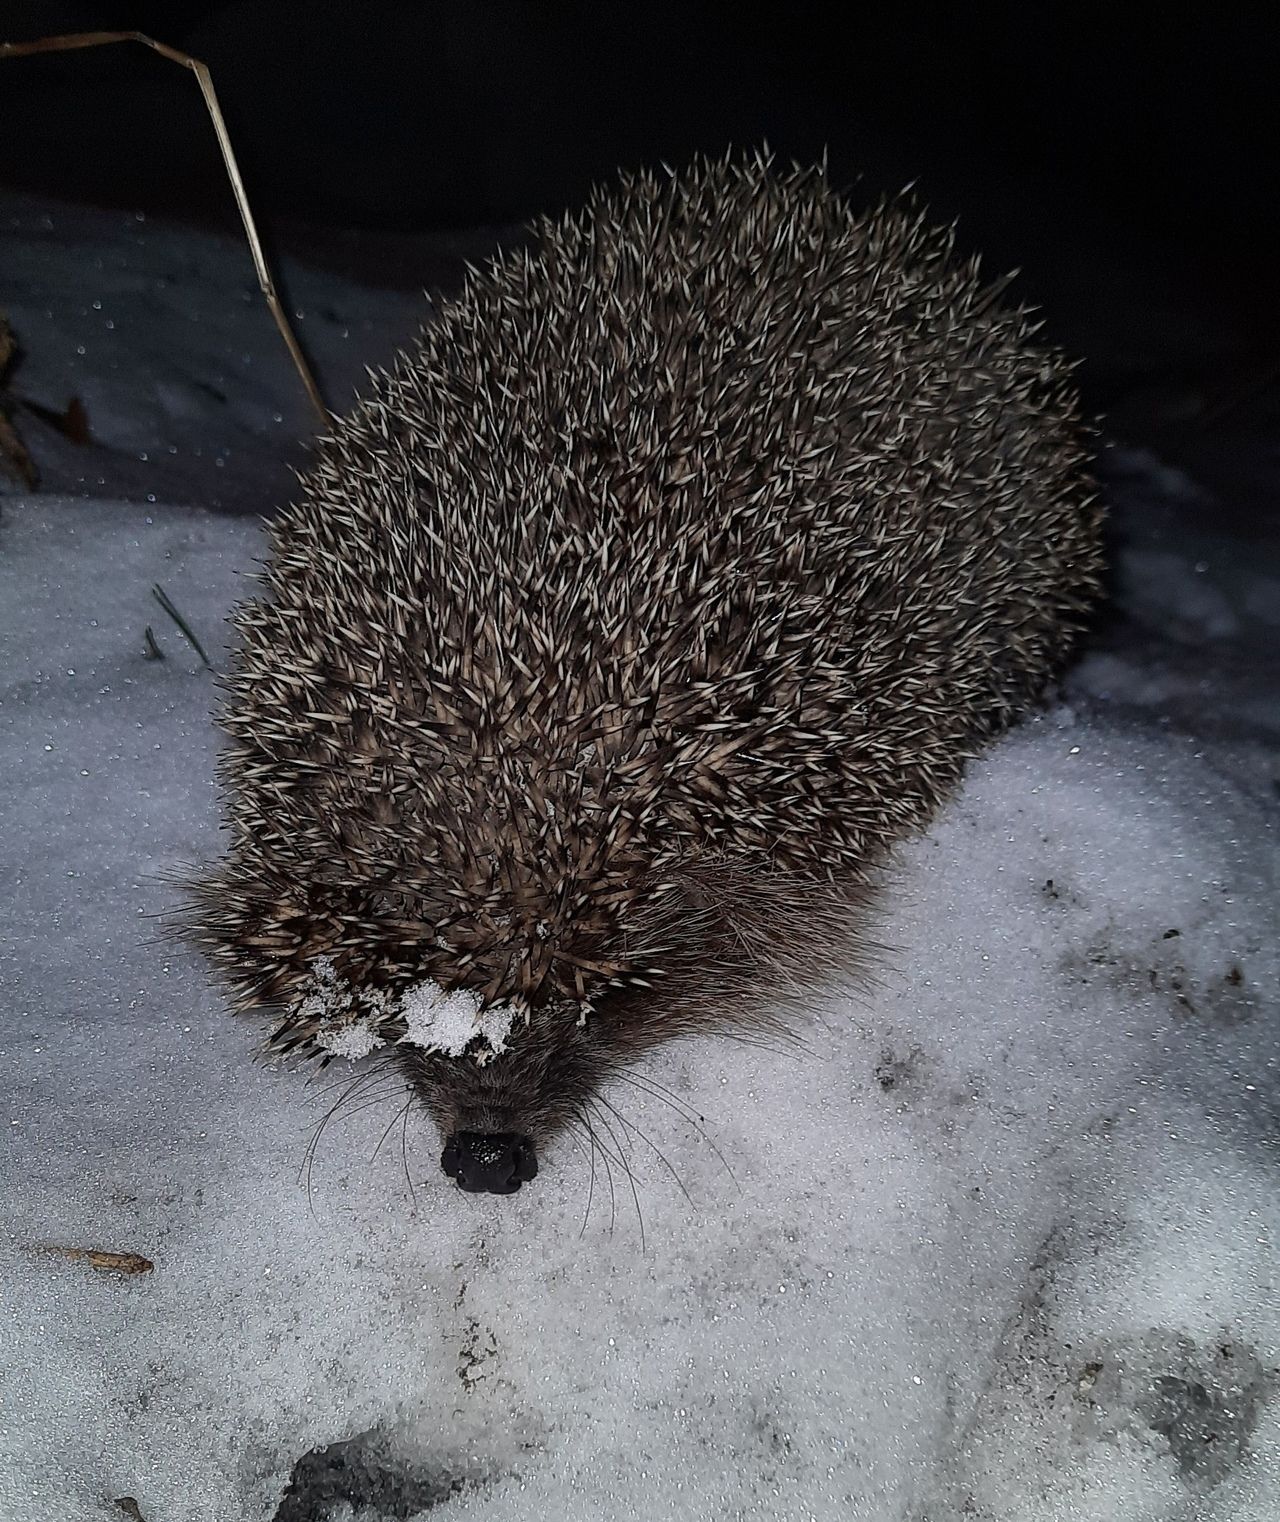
top-left (185, 151), bottom-right (1103, 1196)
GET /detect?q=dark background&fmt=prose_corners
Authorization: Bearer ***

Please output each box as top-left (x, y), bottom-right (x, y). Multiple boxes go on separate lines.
top-left (2, 4), bottom-right (1276, 291)
top-left (2, 2), bottom-right (1279, 522)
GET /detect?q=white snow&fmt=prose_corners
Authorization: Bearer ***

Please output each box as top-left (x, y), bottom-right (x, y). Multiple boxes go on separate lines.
top-left (298, 957), bottom-right (391, 1061)
top-left (1, 194), bottom-right (1277, 1522)
top-left (399, 981), bottom-right (517, 1060)
top-left (291, 961), bottom-right (517, 1062)
top-left (316, 1023), bottom-right (387, 1063)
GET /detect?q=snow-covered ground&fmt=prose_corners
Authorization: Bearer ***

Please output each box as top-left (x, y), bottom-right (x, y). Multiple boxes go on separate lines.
top-left (1, 191), bottom-right (1277, 1522)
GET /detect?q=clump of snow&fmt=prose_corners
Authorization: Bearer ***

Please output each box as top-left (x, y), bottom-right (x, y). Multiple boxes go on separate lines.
top-left (399, 979), bottom-right (517, 1060)
top-left (288, 958), bottom-right (519, 1063)
top-left (315, 1023), bottom-right (385, 1062)
top-left (293, 955), bottom-right (389, 1060)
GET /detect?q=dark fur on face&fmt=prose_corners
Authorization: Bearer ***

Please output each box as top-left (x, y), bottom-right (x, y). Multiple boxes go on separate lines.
top-left (396, 863), bottom-right (875, 1150)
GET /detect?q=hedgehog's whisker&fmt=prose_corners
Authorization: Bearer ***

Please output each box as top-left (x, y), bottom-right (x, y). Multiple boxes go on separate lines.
top-left (306, 1077), bottom-right (407, 1124)
top-left (370, 1092), bottom-right (414, 1165)
top-left (612, 1072), bottom-right (738, 1189)
top-left (566, 1120), bottom-right (597, 1240)
top-left (297, 1068), bottom-right (406, 1210)
top-left (596, 1091), bottom-right (695, 1209)
top-left (577, 1106), bottom-right (617, 1238)
top-left (588, 1098), bottom-right (646, 1254)
top-left (707, 1025), bottom-right (806, 1062)
top-left (611, 1068), bottom-right (705, 1124)
top-left (400, 1100), bottom-right (418, 1213)
top-left (315, 1087), bottom-right (415, 1132)
top-left (304, 1058), bottom-right (398, 1100)
top-left (299, 1067), bottom-right (372, 1187)
top-left (299, 1097), bottom-right (345, 1217)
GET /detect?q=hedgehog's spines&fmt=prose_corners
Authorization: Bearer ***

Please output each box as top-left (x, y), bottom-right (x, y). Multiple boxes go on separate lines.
top-left (191, 152), bottom-right (1102, 1044)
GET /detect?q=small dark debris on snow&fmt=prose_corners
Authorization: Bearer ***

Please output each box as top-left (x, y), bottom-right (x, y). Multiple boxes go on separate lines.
top-left (874, 1046), bottom-right (922, 1093)
top-left (36, 1244), bottom-right (154, 1276)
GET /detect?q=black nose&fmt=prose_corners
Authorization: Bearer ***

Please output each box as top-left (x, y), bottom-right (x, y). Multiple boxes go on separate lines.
top-left (440, 1132), bottom-right (538, 1194)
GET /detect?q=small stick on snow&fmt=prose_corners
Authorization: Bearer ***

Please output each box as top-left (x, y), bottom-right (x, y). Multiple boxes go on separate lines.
top-left (34, 1244), bottom-right (154, 1275)
top-left (151, 583), bottom-right (213, 668)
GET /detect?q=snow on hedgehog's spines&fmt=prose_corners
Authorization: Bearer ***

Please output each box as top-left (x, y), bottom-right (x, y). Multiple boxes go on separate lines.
top-left (185, 150), bottom-right (1103, 1076)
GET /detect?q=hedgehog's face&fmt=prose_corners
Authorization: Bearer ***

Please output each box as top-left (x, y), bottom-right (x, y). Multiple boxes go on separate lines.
top-left (400, 999), bottom-right (630, 1195)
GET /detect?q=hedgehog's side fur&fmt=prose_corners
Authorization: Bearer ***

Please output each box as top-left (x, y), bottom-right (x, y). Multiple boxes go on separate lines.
top-left (186, 151), bottom-right (1102, 1150)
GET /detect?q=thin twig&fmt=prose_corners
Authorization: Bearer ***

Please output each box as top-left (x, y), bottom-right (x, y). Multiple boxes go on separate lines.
top-left (0, 30), bottom-right (328, 422)
top-left (151, 583), bottom-right (212, 668)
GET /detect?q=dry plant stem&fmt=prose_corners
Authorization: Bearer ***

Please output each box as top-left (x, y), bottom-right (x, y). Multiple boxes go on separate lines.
top-left (0, 314), bottom-right (39, 487)
top-left (151, 582), bottom-right (214, 668)
top-left (35, 1243), bottom-right (154, 1274)
top-left (0, 30), bottom-right (329, 424)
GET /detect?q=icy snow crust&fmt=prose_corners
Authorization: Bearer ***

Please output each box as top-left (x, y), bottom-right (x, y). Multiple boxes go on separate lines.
top-left (2, 201), bottom-right (1279, 1521)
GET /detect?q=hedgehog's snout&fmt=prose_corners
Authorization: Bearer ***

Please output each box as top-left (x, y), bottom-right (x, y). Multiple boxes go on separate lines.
top-left (440, 1131), bottom-right (538, 1194)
